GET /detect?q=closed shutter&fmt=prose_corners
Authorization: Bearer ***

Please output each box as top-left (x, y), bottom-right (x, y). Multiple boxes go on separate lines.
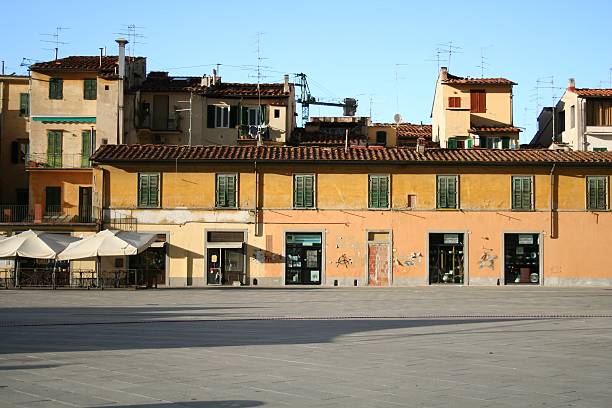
top-left (294, 175), bottom-right (304, 208)
top-left (470, 90), bottom-right (485, 113)
top-left (369, 176), bottom-right (389, 208)
top-left (369, 176), bottom-right (379, 208)
top-left (304, 175), bottom-right (314, 208)
top-left (512, 176), bottom-right (532, 210)
top-left (216, 175), bottom-right (226, 206)
top-left (216, 174), bottom-right (237, 207)
top-left (467, 139), bottom-right (473, 148)
top-left (49, 78), bottom-right (63, 99)
top-left (522, 177), bottom-right (532, 209)
top-left (502, 137), bottom-right (510, 149)
top-left (81, 131), bottom-right (91, 167)
top-left (138, 175), bottom-right (150, 207)
top-left (148, 174), bottom-right (159, 207)
top-left (229, 106), bottom-right (238, 128)
top-left (47, 131), bottom-right (62, 167)
top-left (138, 174), bottom-right (160, 207)
top-left (207, 105), bottom-right (215, 128)
top-left (597, 177), bottom-right (607, 209)
top-left (226, 175), bottom-right (236, 207)
top-left (447, 176), bottom-right (457, 208)
top-left (437, 176), bottom-right (457, 209)
top-left (447, 138), bottom-right (457, 149)
top-left (294, 175), bottom-right (315, 208)
top-left (588, 177), bottom-right (607, 210)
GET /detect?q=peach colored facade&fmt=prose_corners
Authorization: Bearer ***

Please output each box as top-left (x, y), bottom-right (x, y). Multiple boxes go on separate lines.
top-left (97, 160), bottom-right (612, 287)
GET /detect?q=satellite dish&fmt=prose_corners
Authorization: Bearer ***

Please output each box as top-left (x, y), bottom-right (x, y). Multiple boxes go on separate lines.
top-left (393, 113), bottom-right (403, 124)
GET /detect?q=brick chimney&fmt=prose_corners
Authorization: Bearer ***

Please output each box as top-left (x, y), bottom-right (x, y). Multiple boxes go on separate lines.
top-left (283, 74), bottom-right (290, 93)
top-left (416, 137), bottom-right (426, 154)
top-left (568, 78), bottom-right (576, 92)
top-left (440, 67), bottom-right (448, 81)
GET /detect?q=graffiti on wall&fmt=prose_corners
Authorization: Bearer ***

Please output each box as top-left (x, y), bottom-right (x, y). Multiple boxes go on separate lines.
top-left (479, 249), bottom-right (498, 269)
top-left (396, 252), bottom-right (423, 267)
top-left (336, 253), bottom-right (353, 268)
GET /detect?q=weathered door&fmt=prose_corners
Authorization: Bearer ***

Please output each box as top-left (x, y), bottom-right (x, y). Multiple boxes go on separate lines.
top-left (367, 242), bottom-right (390, 286)
top-left (78, 187), bottom-right (92, 222)
top-left (152, 95), bottom-right (169, 130)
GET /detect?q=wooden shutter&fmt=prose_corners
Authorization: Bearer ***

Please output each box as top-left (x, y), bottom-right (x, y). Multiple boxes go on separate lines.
top-left (81, 131), bottom-right (91, 167)
top-left (470, 90), bottom-right (485, 113)
top-left (207, 105), bottom-right (215, 128)
top-left (148, 174), bottom-right (159, 207)
top-left (512, 177), bottom-right (521, 209)
top-left (369, 176), bottom-right (379, 208)
top-left (447, 176), bottom-right (457, 208)
top-left (229, 106), bottom-right (238, 128)
top-left (502, 137), bottom-right (510, 149)
top-left (467, 139), bottom-right (473, 148)
top-left (49, 78), bottom-right (63, 99)
top-left (226, 175), bottom-right (236, 207)
top-left (216, 175), bottom-right (226, 206)
top-left (47, 131), bottom-right (62, 167)
top-left (447, 138), bottom-right (457, 149)
top-left (588, 177), bottom-right (607, 210)
top-left (138, 174), bottom-right (150, 207)
top-left (294, 175), bottom-right (304, 208)
top-left (522, 177), bottom-right (532, 209)
top-left (438, 176), bottom-right (457, 208)
top-left (437, 176), bottom-right (447, 208)
top-left (304, 175), bottom-right (314, 208)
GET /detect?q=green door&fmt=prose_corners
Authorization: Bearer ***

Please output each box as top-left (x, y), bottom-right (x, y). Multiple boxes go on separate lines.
top-left (47, 131), bottom-right (62, 167)
top-left (81, 130), bottom-right (96, 167)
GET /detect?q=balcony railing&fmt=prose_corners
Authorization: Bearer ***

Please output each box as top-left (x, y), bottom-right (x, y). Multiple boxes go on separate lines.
top-left (0, 204), bottom-right (99, 224)
top-left (27, 153), bottom-right (93, 169)
top-left (136, 115), bottom-right (181, 132)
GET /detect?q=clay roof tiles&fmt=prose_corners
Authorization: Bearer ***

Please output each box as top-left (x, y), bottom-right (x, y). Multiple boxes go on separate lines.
top-left (195, 82), bottom-right (290, 97)
top-left (29, 56), bottom-right (144, 75)
top-left (469, 126), bottom-right (522, 133)
top-left (573, 88), bottom-right (612, 97)
top-left (92, 144), bottom-right (612, 166)
top-left (444, 72), bottom-right (516, 85)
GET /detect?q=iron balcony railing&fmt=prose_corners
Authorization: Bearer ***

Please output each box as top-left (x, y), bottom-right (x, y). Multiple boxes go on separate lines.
top-left (0, 204), bottom-right (99, 224)
top-left (26, 153), bottom-right (93, 169)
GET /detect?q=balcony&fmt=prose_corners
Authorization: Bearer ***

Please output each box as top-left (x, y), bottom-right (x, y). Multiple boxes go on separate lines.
top-left (0, 204), bottom-right (99, 224)
top-left (239, 125), bottom-right (271, 140)
top-left (26, 153), bottom-right (93, 169)
top-left (136, 115), bottom-right (181, 132)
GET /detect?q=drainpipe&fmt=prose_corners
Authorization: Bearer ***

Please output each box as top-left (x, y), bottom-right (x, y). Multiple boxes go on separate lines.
top-left (116, 38), bottom-right (128, 144)
top-left (549, 163), bottom-right (556, 239)
top-left (254, 161), bottom-right (260, 237)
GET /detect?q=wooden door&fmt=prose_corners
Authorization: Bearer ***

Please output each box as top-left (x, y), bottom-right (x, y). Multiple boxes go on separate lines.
top-left (368, 242), bottom-right (390, 286)
top-left (152, 95), bottom-right (169, 130)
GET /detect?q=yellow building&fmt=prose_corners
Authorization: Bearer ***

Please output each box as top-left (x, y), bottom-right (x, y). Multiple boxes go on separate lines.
top-left (369, 123), bottom-right (433, 147)
top-left (432, 67), bottom-right (520, 149)
top-left (91, 144), bottom-right (612, 287)
top-left (0, 75), bottom-right (30, 206)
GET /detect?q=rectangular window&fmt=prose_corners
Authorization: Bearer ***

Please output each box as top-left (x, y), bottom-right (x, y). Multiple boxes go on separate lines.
top-left (216, 174), bottom-right (237, 208)
top-left (81, 130), bottom-right (96, 167)
top-left (375, 131), bottom-right (387, 146)
top-left (368, 175), bottom-right (390, 209)
top-left (587, 176), bottom-right (608, 210)
top-left (45, 186), bottom-right (61, 215)
top-left (83, 78), bottom-right (97, 100)
top-left (138, 173), bottom-right (160, 208)
top-left (470, 90), bottom-right (486, 113)
top-left (274, 108), bottom-right (280, 118)
top-left (448, 96), bottom-right (461, 108)
top-left (512, 176), bottom-right (533, 211)
top-left (47, 131), bottom-right (62, 167)
top-left (570, 105), bottom-right (576, 128)
top-left (437, 175), bottom-right (458, 209)
top-left (593, 147), bottom-right (608, 152)
top-left (447, 138), bottom-right (457, 149)
top-left (294, 174), bottom-right (315, 208)
top-left (10, 140), bottom-right (28, 164)
top-left (19, 93), bottom-right (29, 116)
top-left (49, 78), bottom-right (63, 99)
top-left (586, 99), bottom-right (612, 126)
top-left (215, 106), bottom-right (230, 128)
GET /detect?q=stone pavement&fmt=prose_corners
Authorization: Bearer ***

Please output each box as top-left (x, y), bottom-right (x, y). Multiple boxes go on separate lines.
top-left (1, 287), bottom-right (611, 407)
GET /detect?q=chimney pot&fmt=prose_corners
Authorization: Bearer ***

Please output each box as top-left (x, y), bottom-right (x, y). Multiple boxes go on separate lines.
top-left (568, 78), bottom-right (576, 91)
top-left (283, 74), bottom-right (290, 93)
top-left (416, 137), bottom-right (426, 154)
top-left (440, 66), bottom-right (448, 81)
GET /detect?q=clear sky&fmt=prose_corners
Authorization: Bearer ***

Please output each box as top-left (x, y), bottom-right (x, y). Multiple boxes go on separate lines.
top-left (1, 0), bottom-right (611, 142)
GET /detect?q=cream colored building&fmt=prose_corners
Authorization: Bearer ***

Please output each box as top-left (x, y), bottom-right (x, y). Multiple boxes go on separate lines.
top-left (431, 67), bottom-right (520, 149)
top-left (0, 75), bottom-right (30, 205)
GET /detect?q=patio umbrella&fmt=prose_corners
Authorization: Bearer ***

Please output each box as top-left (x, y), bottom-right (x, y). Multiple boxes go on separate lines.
top-left (57, 229), bottom-right (157, 287)
top-left (0, 230), bottom-right (79, 286)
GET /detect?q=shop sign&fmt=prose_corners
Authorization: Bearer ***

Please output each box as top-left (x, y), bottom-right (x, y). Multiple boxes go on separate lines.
top-left (443, 234), bottom-right (459, 244)
top-left (518, 234), bottom-right (534, 245)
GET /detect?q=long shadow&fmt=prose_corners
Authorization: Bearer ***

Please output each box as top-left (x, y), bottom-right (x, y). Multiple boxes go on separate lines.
top-left (97, 401), bottom-right (264, 408)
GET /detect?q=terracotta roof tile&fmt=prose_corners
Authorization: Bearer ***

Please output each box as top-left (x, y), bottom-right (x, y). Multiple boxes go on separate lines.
top-left (573, 88), bottom-right (612, 97)
top-left (139, 72), bottom-right (200, 92)
top-left (373, 123), bottom-right (432, 139)
top-left (469, 126), bottom-right (522, 133)
top-left (444, 72), bottom-right (516, 85)
top-left (92, 144), bottom-right (612, 166)
top-left (30, 56), bottom-right (144, 75)
top-left (194, 82), bottom-right (290, 97)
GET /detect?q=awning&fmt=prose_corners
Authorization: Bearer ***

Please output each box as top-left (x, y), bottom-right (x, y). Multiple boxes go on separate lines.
top-left (57, 229), bottom-right (157, 260)
top-left (31, 116), bottom-right (96, 123)
top-left (0, 230), bottom-right (79, 259)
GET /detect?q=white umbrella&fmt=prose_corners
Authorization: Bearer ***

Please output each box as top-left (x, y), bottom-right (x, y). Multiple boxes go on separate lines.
top-left (57, 229), bottom-right (157, 287)
top-left (0, 230), bottom-right (79, 287)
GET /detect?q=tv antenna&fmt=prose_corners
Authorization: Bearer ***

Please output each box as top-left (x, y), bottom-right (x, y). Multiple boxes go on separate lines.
top-left (115, 24), bottom-right (146, 57)
top-left (437, 41), bottom-right (463, 69)
top-left (426, 47), bottom-right (448, 70)
top-left (477, 46), bottom-right (493, 78)
top-left (394, 63), bottom-right (410, 112)
top-left (41, 27), bottom-right (70, 60)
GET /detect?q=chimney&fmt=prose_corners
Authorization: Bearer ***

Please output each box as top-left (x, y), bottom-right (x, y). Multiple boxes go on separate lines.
top-left (283, 74), bottom-right (290, 93)
top-left (115, 38), bottom-right (129, 144)
top-left (416, 137), bottom-right (426, 154)
top-left (115, 38), bottom-right (128, 79)
top-left (568, 78), bottom-right (576, 92)
top-left (211, 68), bottom-right (221, 86)
top-left (99, 48), bottom-right (103, 67)
top-left (440, 66), bottom-right (448, 81)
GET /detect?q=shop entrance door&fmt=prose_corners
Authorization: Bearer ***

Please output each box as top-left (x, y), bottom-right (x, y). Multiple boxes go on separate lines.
top-left (367, 231), bottom-right (391, 286)
top-left (429, 233), bottom-right (465, 284)
top-left (206, 247), bottom-right (245, 285)
top-left (285, 233), bottom-right (322, 285)
top-left (504, 233), bottom-right (540, 284)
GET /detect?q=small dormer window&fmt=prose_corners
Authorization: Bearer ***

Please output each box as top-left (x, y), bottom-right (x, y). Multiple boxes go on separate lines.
top-left (375, 131), bottom-right (387, 146)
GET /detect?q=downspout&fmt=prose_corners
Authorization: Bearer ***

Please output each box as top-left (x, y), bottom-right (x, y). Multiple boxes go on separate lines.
top-left (254, 161), bottom-right (260, 236)
top-left (549, 163), bottom-right (556, 239)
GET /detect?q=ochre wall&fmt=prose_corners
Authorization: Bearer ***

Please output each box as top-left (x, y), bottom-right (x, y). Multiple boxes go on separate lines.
top-left (29, 169), bottom-right (92, 216)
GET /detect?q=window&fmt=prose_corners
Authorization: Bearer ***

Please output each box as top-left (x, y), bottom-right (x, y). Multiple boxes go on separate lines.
top-left (19, 93), bottom-right (29, 116)
top-left (594, 147), bottom-right (608, 152)
top-left (83, 78), bottom-right (97, 100)
top-left (375, 131), bottom-right (387, 146)
top-left (570, 105), bottom-right (576, 128)
top-left (45, 186), bottom-right (61, 215)
top-left (47, 131), bottom-right (62, 167)
top-left (10, 140), bottom-right (28, 164)
top-left (437, 175), bottom-right (458, 209)
top-left (557, 110), bottom-right (565, 133)
top-left (49, 78), bottom-right (63, 99)
top-left (138, 173), bottom-right (160, 208)
top-left (586, 99), bottom-right (612, 126)
top-left (294, 174), bottom-right (315, 208)
top-left (587, 176), bottom-right (608, 210)
top-left (244, 106), bottom-right (261, 126)
top-left (215, 106), bottom-right (230, 128)
top-left (81, 130), bottom-right (96, 167)
top-left (470, 90), bottom-right (486, 113)
top-left (368, 175), bottom-right (389, 209)
top-left (512, 176), bottom-right (533, 211)
top-left (483, 137), bottom-right (500, 148)
top-left (274, 108), bottom-right (280, 118)
top-left (216, 174), bottom-right (237, 208)
top-left (447, 138), bottom-right (467, 149)
top-left (448, 96), bottom-right (461, 108)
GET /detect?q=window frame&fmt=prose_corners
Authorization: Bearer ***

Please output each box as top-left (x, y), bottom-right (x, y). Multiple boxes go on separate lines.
top-left (83, 78), bottom-right (97, 100)
top-left (214, 105), bottom-right (230, 128)
top-left (19, 93), bottom-right (29, 116)
top-left (448, 96), bottom-right (461, 108)
top-left (470, 89), bottom-right (486, 113)
top-left (137, 173), bottom-right (161, 208)
top-left (511, 175), bottom-right (534, 211)
top-left (293, 173), bottom-right (316, 209)
top-left (215, 173), bottom-right (238, 209)
top-left (368, 174), bottom-right (390, 210)
top-left (586, 176), bottom-right (608, 211)
top-left (49, 78), bottom-right (63, 100)
top-left (436, 175), bottom-right (459, 210)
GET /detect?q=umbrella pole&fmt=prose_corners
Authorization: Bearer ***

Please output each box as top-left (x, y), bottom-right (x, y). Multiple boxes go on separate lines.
top-left (96, 255), bottom-right (100, 288)
top-left (14, 255), bottom-right (19, 288)
top-left (52, 259), bottom-right (57, 290)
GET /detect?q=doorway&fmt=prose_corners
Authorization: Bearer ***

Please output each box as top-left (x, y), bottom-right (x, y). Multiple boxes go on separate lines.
top-left (152, 95), bottom-right (169, 130)
top-left (285, 233), bottom-right (322, 285)
top-left (367, 231), bottom-right (391, 286)
top-left (429, 233), bottom-right (465, 284)
top-left (206, 231), bottom-right (246, 285)
top-left (78, 187), bottom-right (92, 222)
top-left (128, 234), bottom-right (167, 287)
top-left (504, 233), bottom-right (540, 284)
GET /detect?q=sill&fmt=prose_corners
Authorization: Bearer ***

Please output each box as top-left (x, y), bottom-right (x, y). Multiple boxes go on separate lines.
top-left (137, 206), bottom-right (161, 209)
top-left (368, 207), bottom-right (390, 211)
top-left (511, 209), bottom-right (534, 212)
top-left (215, 207), bottom-right (238, 210)
top-left (293, 207), bottom-right (317, 210)
top-left (436, 207), bottom-right (458, 211)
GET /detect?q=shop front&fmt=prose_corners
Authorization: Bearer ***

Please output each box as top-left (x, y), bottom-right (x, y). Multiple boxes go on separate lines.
top-left (206, 231), bottom-right (246, 285)
top-left (429, 232), bottom-right (466, 284)
top-left (503, 233), bottom-right (541, 284)
top-left (285, 232), bottom-right (322, 285)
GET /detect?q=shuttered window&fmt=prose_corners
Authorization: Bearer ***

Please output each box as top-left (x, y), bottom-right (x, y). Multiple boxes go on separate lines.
top-left (216, 174), bottom-right (237, 208)
top-left (49, 78), bottom-right (63, 99)
top-left (138, 173), bottom-right (160, 208)
top-left (587, 176), bottom-right (608, 210)
top-left (19, 93), bottom-right (29, 116)
top-left (447, 138), bottom-right (457, 149)
top-left (512, 176), bottom-right (533, 210)
top-left (81, 130), bottom-right (96, 167)
top-left (47, 131), bottom-right (62, 167)
top-left (437, 175), bottom-right (458, 209)
top-left (470, 90), bottom-right (486, 113)
top-left (83, 78), bottom-right (97, 100)
top-left (448, 96), bottom-right (461, 108)
top-left (294, 174), bottom-right (315, 208)
top-left (368, 175), bottom-right (390, 209)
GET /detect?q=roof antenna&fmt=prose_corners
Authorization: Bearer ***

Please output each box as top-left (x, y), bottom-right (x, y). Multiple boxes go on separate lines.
top-left (437, 41), bottom-right (462, 70)
top-left (41, 26), bottom-right (70, 60)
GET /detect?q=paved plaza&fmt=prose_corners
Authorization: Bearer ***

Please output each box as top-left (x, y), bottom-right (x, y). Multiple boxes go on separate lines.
top-left (1, 287), bottom-right (612, 407)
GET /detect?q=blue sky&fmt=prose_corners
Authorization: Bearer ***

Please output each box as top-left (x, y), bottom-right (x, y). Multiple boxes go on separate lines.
top-left (1, 0), bottom-right (611, 142)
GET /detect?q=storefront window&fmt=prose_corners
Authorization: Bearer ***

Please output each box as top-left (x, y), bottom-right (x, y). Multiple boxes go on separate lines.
top-left (285, 233), bottom-right (322, 285)
top-left (504, 233), bottom-right (540, 284)
top-left (429, 233), bottom-right (465, 284)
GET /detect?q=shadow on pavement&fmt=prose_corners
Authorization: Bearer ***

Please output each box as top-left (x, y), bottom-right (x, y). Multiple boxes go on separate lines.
top-left (97, 401), bottom-right (264, 408)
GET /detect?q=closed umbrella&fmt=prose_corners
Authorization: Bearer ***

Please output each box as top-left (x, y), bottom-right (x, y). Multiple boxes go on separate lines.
top-left (58, 229), bottom-right (157, 287)
top-left (0, 230), bottom-right (79, 287)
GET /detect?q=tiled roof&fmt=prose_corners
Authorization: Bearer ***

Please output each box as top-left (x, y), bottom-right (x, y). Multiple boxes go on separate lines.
top-left (444, 73), bottom-right (516, 85)
top-left (469, 126), bottom-right (522, 133)
top-left (29, 56), bottom-right (144, 75)
top-left (92, 144), bottom-right (612, 166)
top-left (375, 123), bottom-right (432, 139)
top-left (297, 133), bottom-right (367, 146)
top-left (139, 72), bottom-right (201, 92)
top-left (573, 88), bottom-right (612, 97)
top-left (195, 82), bottom-right (290, 97)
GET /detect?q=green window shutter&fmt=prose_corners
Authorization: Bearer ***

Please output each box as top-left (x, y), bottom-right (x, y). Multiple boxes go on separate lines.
top-left (447, 138), bottom-right (457, 149)
top-left (379, 176), bottom-right (389, 208)
top-left (229, 106), bottom-right (238, 128)
top-left (49, 78), bottom-right (63, 99)
top-left (294, 175), bottom-right (304, 208)
top-left (241, 106), bottom-right (249, 126)
top-left (207, 105), bottom-right (215, 128)
top-left (437, 176), bottom-right (447, 208)
top-left (19, 93), bottom-right (29, 116)
top-left (437, 176), bottom-right (457, 208)
top-left (467, 139), bottom-right (473, 148)
top-left (217, 175), bottom-right (226, 207)
top-left (588, 176), bottom-right (607, 210)
top-left (138, 175), bottom-right (150, 207)
top-left (84, 79), bottom-right (97, 100)
top-left (216, 175), bottom-right (236, 207)
top-left (294, 175), bottom-right (314, 208)
top-left (522, 177), bottom-right (532, 209)
top-left (512, 177), bottom-right (521, 209)
top-left (149, 174), bottom-right (159, 207)
top-left (368, 176), bottom-right (388, 208)
top-left (597, 178), bottom-right (607, 210)
top-left (447, 176), bottom-right (457, 208)
top-left (304, 175), bottom-right (314, 208)
top-left (369, 176), bottom-right (379, 208)
top-left (81, 131), bottom-right (91, 167)
top-left (512, 176), bottom-right (532, 210)
top-left (227, 175), bottom-right (236, 207)
top-left (502, 137), bottom-right (510, 149)
top-left (47, 131), bottom-right (62, 167)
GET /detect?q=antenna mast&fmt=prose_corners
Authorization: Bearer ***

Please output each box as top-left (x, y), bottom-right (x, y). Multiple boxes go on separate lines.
top-left (41, 27), bottom-right (69, 60)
